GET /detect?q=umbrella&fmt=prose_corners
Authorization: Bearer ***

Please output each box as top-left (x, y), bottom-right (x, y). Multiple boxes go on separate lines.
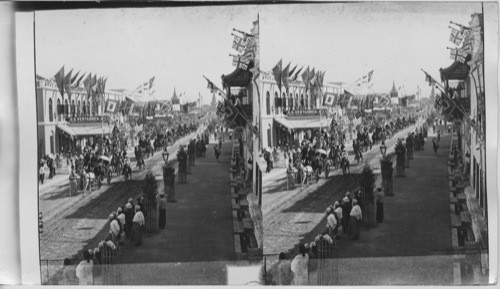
top-left (47, 153), bottom-right (55, 159)
top-left (99, 155), bottom-right (110, 162)
top-left (316, 149), bottom-right (327, 155)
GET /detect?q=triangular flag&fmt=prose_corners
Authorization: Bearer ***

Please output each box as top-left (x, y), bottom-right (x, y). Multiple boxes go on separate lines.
top-left (54, 66), bottom-right (65, 97)
top-left (272, 59), bottom-right (283, 92)
top-left (281, 62), bottom-right (290, 93)
top-left (301, 66), bottom-right (310, 91)
top-left (288, 64), bottom-right (298, 77)
top-left (63, 69), bottom-right (73, 98)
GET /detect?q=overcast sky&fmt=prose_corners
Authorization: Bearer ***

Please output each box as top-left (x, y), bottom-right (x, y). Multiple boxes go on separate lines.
top-left (35, 2), bottom-right (483, 102)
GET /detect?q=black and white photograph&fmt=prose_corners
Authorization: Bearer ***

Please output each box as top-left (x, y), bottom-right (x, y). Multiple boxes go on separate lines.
top-left (257, 2), bottom-right (497, 286)
top-left (0, 1), bottom-right (498, 287)
top-left (31, 5), bottom-right (263, 286)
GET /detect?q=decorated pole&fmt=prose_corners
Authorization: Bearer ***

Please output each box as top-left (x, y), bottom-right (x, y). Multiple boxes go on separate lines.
top-left (163, 162), bottom-right (176, 202)
top-left (142, 171), bottom-right (159, 233)
top-left (395, 139), bottom-right (406, 177)
top-left (380, 156), bottom-right (393, 196)
top-left (177, 146), bottom-right (188, 183)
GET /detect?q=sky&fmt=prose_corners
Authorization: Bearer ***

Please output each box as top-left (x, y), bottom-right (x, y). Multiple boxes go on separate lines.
top-left (35, 2), bottom-right (483, 103)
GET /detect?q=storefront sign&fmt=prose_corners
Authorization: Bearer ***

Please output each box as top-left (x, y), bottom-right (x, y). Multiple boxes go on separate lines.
top-left (287, 108), bottom-right (328, 117)
top-left (68, 115), bottom-right (110, 123)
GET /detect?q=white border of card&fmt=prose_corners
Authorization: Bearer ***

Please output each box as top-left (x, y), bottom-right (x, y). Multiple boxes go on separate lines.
top-left (11, 3), bottom-right (500, 286)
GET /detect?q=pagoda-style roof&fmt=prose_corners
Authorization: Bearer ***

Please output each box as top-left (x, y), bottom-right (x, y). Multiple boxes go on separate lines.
top-left (221, 62), bottom-right (254, 88)
top-left (440, 56), bottom-right (471, 81)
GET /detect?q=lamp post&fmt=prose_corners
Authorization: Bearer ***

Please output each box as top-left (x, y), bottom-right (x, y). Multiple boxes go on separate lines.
top-left (379, 141), bottom-right (393, 196)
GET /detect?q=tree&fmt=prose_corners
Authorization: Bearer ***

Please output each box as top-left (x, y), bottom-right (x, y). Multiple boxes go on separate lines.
top-left (142, 171), bottom-right (159, 233)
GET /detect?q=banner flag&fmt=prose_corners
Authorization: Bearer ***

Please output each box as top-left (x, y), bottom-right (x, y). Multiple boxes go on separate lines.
top-left (106, 100), bottom-right (118, 113)
top-left (281, 62), bottom-right (290, 92)
top-left (272, 59), bottom-right (283, 92)
top-left (54, 66), bottom-right (65, 97)
top-left (63, 69), bottom-right (73, 98)
top-left (301, 66), bottom-right (310, 91)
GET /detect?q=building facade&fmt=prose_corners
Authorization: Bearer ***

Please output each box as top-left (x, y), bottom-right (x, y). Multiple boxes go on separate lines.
top-left (259, 71), bottom-right (341, 150)
top-left (36, 76), bottom-right (126, 157)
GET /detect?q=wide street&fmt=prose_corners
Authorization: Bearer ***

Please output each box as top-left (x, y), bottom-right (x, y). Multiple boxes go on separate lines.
top-left (39, 128), bottom-right (204, 261)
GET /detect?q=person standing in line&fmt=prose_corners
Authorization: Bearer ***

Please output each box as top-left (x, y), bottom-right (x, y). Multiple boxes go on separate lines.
top-left (325, 207), bottom-right (337, 237)
top-left (60, 258), bottom-right (76, 285)
top-left (130, 205), bottom-right (145, 246)
top-left (39, 164), bottom-right (45, 184)
top-left (75, 251), bottom-right (93, 285)
top-left (124, 201), bottom-right (134, 239)
top-left (157, 193), bottom-right (167, 230)
top-left (375, 187), bottom-right (385, 223)
top-left (277, 252), bottom-right (293, 285)
top-left (214, 145), bottom-right (220, 161)
top-left (291, 244), bottom-right (309, 285)
top-left (348, 199), bottom-right (362, 240)
top-left (108, 213), bottom-right (121, 245)
top-left (333, 201), bottom-right (343, 231)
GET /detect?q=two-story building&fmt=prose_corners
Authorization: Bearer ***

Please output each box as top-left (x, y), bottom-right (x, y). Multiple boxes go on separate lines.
top-left (36, 75), bottom-right (127, 157)
top-left (259, 71), bottom-right (341, 149)
top-left (439, 12), bottom-right (487, 245)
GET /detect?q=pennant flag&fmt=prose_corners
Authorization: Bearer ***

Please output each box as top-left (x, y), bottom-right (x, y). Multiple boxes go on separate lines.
top-left (70, 71), bottom-right (80, 85)
top-left (207, 79), bottom-right (217, 94)
top-left (149, 77), bottom-right (155, 89)
top-left (292, 66), bottom-right (303, 81)
top-left (367, 70), bottom-right (374, 82)
top-left (343, 90), bottom-right (354, 108)
top-left (272, 59), bottom-right (283, 92)
top-left (449, 28), bottom-right (463, 46)
top-left (91, 74), bottom-right (98, 93)
top-left (54, 66), bottom-right (65, 97)
top-left (105, 100), bottom-right (118, 113)
top-left (281, 62), bottom-right (290, 92)
top-left (232, 35), bottom-right (247, 53)
top-left (301, 66), bottom-right (310, 91)
top-left (251, 17), bottom-right (259, 36)
top-left (75, 72), bottom-right (86, 88)
top-left (323, 92), bottom-right (335, 106)
top-left (63, 69), bottom-right (73, 98)
top-left (309, 68), bottom-right (316, 85)
top-left (288, 64), bottom-right (298, 77)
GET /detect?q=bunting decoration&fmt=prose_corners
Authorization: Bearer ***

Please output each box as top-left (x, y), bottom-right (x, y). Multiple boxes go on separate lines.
top-left (272, 59), bottom-right (283, 92)
top-left (54, 66), bottom-right (65, 97)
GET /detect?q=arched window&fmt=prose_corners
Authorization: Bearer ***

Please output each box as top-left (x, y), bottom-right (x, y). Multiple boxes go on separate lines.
top-left (48, 98), bottom-right (53, 122)
top-left (266, 92), bottom-right (270, 115)
top-left (301, 94), bottom-right (304, 108)
top-left (57, 99), bottom-right (61, 121)
top-left (77, 100), bottom-right (81, 116)
top-left (289, 92), bottom-right (293, 110)
top-left (82, 100), bottom-right (86, 116)
top-left (282, 92), bottom-right (287, 111)
top-left (274, 91), bottom-right (279, 113)
top-left (71, 100), bottom-right (75, 117)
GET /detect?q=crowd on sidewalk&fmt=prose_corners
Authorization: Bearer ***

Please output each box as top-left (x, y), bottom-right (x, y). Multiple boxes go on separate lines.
top-left (275, 187), bottom-right (386, 285)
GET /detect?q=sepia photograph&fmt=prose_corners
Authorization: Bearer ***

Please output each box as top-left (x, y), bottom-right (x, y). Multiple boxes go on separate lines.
top-left (5, 0), bottom-right (498, 287)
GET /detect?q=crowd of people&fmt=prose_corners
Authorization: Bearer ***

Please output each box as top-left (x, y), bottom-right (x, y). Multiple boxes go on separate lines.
top-left (273, 115), bottom-right (422, 187)
top-left (276, 187), bottom-right (386, 285)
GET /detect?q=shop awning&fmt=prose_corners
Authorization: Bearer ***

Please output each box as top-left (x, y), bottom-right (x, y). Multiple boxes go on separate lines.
top-left (57, 124), bottom-right (113, 137)
top-left (440, 56), bottom-right (471, 81)
top-left (274, 117), bottom-right (332, 131)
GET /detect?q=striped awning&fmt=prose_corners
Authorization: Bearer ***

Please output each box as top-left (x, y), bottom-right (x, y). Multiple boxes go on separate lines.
top-left (57, 124), bottom-right (113, 137)
top-left (274, 116), bottom-right (332, 131)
